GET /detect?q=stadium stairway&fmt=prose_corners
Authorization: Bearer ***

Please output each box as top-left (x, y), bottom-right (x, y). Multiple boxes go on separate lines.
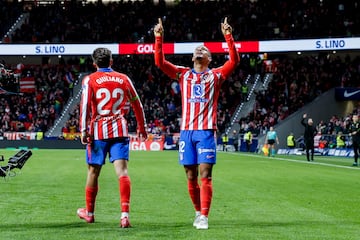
top-left (1, 13), bottom-right (29, 42)
top-left (45, 73), bottom-right (85, 138)
top-left (225, 73), bottom-right (273, 135)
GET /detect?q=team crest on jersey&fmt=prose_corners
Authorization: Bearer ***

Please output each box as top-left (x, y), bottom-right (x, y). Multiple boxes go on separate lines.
top-left (200, 73), bottom-right (209, 82)
top-left (201, 73), bottom-right (213, 83)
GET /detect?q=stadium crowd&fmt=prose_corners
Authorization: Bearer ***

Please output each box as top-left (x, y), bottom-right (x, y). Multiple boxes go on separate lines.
top-left (239, 53), bottom-right (360, 137)
top-left (3, 0), bottom-right (359, 43)
top-left (0, 0), bottom-right (359, 141)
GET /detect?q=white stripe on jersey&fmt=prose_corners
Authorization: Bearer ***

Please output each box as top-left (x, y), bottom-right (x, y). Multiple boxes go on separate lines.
top-left (121, 118), bottom-right (127, 136)
top-left (188, 71), bottom-right (198, 130)
top-left (207, 72), bottom-right (218, 128)
top-left (181, 71), bottom-right (190, 130)
top-left (102, 122), bottom-right (108, 139)
top-left (112, 120), bottom-right (119, 138)
top-left (180, 69), bottom-right (221, 130)
top-left (80, 76), bottom-right (90, 133)
top-left (94, 121), bottom-right (99, 139)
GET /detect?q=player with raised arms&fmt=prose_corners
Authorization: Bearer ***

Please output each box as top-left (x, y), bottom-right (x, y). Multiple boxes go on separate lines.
top-left (154, 17), bottom-right (240, 229)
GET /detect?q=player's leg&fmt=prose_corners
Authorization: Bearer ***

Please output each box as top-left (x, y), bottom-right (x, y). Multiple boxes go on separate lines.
top-left (110, 137), bottom-right (131, 228)
top-left (179, 130), bottom-right (200, 227)
top-left (305, 142), bottom-right (310, 161)
top-left (310, 142), bottom-right (315, 161)
top-left (184, 164), bottom-right (201, 226)
top-left (353, 142), bottom-right (359, 166)
top-left (114, 159), bottom-right (131, 227)
top-left (77, 140), bottom-right (107, 223)
top-left (197, 163), bottom-right (213, 230)
top-left (195, 130), bottom-right (216, 230)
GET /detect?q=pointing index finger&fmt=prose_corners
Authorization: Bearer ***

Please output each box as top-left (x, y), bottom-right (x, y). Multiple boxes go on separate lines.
top-left (223, 17), bottom-right (228, 24)
top-left (158, 18), bottom-right (162, 26)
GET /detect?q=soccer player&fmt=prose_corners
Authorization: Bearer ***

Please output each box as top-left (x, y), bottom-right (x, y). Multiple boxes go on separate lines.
top-left (153, 17), bottom-right (240, 230)
top-left (77, 47), bottom-right (147, 228)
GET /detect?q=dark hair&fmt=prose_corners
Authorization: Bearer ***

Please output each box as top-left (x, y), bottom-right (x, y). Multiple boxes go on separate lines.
top-left (92, 48), bottom-right (112, 68)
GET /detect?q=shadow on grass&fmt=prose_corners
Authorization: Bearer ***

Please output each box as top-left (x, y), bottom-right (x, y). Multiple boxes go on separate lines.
top-left (0, 221), bottom-right (87, 230)
top-left (1, 219), bottom-right (359, 240)
top-left (0, 219), bottom-right (354, 232)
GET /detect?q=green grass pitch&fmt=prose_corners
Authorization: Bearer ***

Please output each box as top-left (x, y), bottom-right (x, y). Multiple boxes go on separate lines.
top-left (1, 149), bottom-right (360, 240)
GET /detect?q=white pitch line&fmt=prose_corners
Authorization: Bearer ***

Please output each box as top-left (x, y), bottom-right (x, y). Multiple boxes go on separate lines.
top-left (223, 152), bottom-right (360, 170)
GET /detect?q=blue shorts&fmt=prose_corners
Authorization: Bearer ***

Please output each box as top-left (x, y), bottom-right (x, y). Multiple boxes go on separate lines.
top-left (178, 130), bottom-right (216, 166)
top-left (86, 137), bottom-right (130, 165)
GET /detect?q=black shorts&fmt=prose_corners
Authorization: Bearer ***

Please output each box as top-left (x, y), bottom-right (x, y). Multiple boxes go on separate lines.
top-left (267, 139), bottom-right (275, 145)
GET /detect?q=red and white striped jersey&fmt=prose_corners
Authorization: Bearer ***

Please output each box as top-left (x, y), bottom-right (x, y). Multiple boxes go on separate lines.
top-left (155, 34), bottom-right (240, 130)
top-left (79, 68), bottom-right (146, 140)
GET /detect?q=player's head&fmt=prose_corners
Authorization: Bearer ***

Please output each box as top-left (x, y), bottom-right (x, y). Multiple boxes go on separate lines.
top-left (92, 48), bottom-right (113, 68)
top-left (192, 45), bottom-right (212, 65)
top-left (308, 118), bottom-right (313, 125)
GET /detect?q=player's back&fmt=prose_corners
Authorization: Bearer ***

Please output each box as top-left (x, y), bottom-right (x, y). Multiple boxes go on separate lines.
top-left (88, 70), bottom-right (131, 117)
top-left (86, 70), bottom-right (131, 139)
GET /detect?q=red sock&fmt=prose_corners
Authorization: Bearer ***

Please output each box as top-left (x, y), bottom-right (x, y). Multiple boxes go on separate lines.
top-left (119, 176), bottom-right (131, 213)
top-left (85, 186), bottom-right (98, 213)
top-left (200, 177), bottom-right (213, 217)
top-left (188, 179), bottom-right (200, 212)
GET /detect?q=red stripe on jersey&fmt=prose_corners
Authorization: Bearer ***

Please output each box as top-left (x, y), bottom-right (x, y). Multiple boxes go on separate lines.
top-left (179, 69), bottom-right (222, 130)
top-left (80, 70), bottom-right (145, 140)
top-left (155, 34), bottom-right (239, 131)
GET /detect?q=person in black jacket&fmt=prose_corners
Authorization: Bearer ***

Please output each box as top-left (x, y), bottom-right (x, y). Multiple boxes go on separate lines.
top-left (349, 114), bottom-right (360, 166)
top-left (301, 114), bottom-right (317, 161)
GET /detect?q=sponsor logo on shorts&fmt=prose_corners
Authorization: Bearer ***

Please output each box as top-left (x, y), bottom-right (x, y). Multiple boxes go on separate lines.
top-left (198, 148), bottom-right (215, 154)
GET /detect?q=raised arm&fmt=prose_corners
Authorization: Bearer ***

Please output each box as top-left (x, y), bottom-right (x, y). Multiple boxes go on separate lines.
top-left (301, 113), bottom-right (307, 127)
top-left (153, 18), bottom-right (180, 79)
top-left (219, 17), bottom-right (240, 79)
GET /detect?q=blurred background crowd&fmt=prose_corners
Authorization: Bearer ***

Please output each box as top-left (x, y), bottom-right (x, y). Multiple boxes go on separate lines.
top-left (0, 0), bottom-right (359, 146)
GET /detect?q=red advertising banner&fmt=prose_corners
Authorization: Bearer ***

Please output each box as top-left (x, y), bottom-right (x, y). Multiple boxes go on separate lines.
top-left (119, 43), bottom-right (174, 54)
top-left (204, 41), bottom-right (259, 53)
top-left (118, 41), bottom-right (259, 55)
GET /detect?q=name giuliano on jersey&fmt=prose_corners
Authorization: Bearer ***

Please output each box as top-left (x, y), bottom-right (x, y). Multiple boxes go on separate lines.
top-left (80, 68), bottom-right (146, 140)
top-left (155, 34), bottom-right (239, 131)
